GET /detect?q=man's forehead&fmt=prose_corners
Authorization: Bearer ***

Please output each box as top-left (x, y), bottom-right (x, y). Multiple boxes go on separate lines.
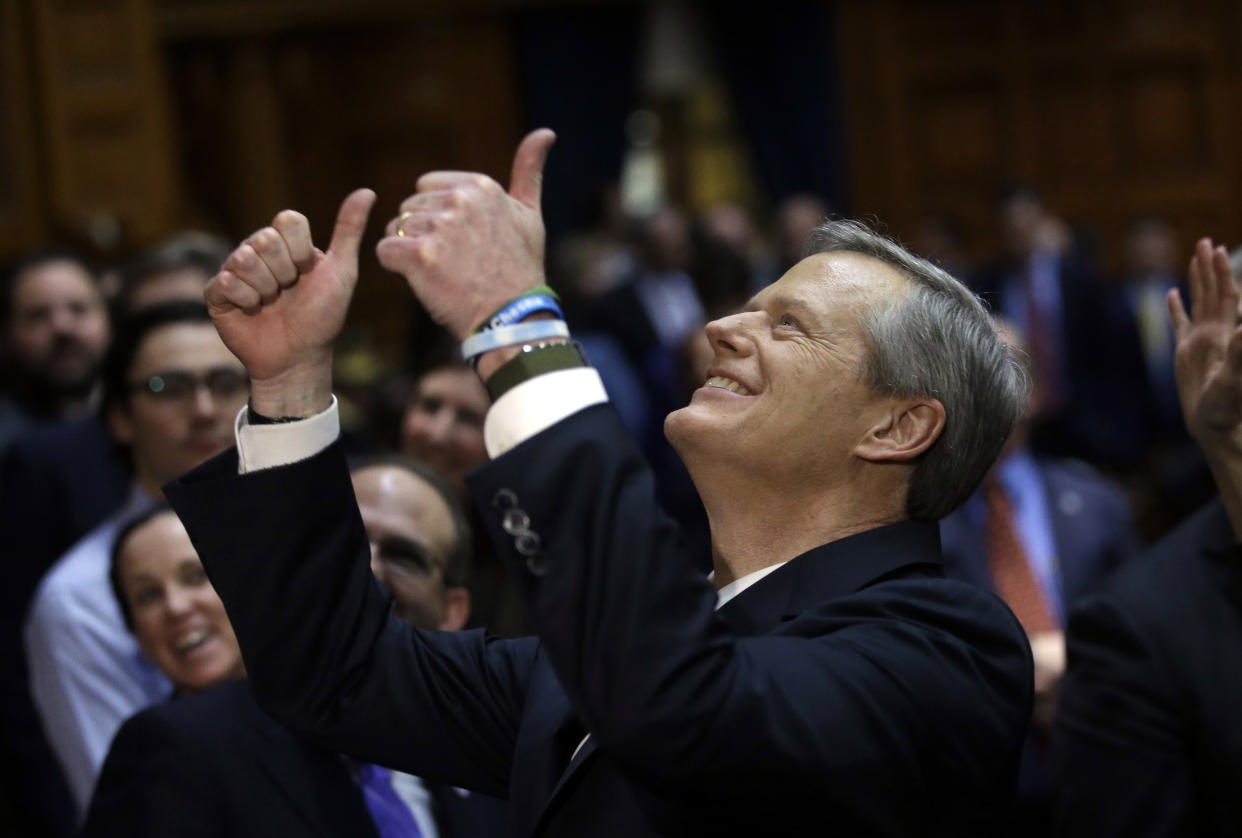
top-left (15, 259), bottom-right (97, 300)
top-left (355, 467), bottom-right (451, 522)
top-left (748, 251), bottom-right (909, 312)
top-left (131, 323), bottom-right (237, 369)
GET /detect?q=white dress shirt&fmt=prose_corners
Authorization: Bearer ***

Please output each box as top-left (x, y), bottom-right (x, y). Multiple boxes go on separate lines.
top-left (24, 483), bottom-right (172, 812)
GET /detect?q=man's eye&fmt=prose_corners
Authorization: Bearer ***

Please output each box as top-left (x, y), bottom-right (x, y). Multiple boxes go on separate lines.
top-left (778, 314), bottom-right (798, 328)
top-left (23, 307), bottom-right (50, 325)
top-left (456, 410), bottom-right (485, 429)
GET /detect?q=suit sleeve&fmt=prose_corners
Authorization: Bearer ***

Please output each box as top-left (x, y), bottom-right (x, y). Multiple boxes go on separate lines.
top-left (1053, 592), bottom-right (1196, 837)
top-left (80, 709), bottom-right (219, 838)
top-left (165, 442), bottom-right (538, 798)
top-left (467, 405), bottom-right (1028, 808)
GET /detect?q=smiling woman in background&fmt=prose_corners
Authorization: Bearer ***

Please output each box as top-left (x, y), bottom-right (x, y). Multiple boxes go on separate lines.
top-left (83, 498), bottom-right (505, 837)
top-left (81, 508), bottom-right (431, 837)
top-left (107, 508), bottom-right (244, 695)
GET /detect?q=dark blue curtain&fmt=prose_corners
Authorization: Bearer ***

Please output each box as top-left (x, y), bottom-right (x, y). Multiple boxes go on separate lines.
top-left (511, 4), bottom-right (643, 244)
top-left (511, 1), bottom-right (847, 236)
top-left (699, 0), bottom-right (847, 213)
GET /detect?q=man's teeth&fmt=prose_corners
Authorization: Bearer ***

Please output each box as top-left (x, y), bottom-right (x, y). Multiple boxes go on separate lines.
top-left (705, 375), bottom-right (751, 395)
top-left (173, 629), bottom-right (210, 653)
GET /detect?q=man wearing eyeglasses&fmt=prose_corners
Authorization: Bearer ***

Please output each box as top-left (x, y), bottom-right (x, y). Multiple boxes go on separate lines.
top-left (23, 300), bottom-right (249, 816)
top-left (352, 459), bottom-right (474, 632)
top-left (349, 458), bottom-right (509, 834)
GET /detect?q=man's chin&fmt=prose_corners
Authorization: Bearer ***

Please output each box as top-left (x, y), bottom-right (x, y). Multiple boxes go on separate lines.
top-left (43, 361), bottom-right (101, 396)
top-left (663, 404), bottom-right (718, 453)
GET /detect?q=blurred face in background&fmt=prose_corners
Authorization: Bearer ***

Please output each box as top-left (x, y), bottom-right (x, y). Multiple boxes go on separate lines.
top-left (352, 464), bottom-right (469, 631)
top-left (6, 258), bottom-right (110, 396)
top-left (109, 322), bottom-right (248, 491)
top-left (126, 266), bottom-right (213, 312)
top-left (117, 511), bottom-right (243, 694)
top-left (400, 366), bottom-right (489, 492)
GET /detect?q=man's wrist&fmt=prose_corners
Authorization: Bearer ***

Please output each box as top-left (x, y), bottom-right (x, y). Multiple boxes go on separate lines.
top-left (247, 356), bottom-right (334, 419)
top-left (475, 344), bottom-right (527, 382)
top-left (470, 311), bottom-right (562, 382)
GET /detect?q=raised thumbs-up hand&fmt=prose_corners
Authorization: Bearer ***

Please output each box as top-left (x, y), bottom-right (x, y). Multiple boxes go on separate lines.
top-left (204, 188), bottom-right (377, 418)
top-left (376, 129), bottom-right (556, 341)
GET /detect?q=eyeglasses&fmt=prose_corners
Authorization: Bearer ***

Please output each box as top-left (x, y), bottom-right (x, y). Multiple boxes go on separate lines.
top-left (371, 534), bottom-right (445, 578)
top-left (129, 368), bottom-right (249, 401)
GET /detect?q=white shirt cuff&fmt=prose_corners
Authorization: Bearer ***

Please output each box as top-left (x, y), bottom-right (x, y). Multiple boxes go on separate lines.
top-left (484, 368), bottom-right (609, 457)
top-left (235, 397), bottom-right (341, 474)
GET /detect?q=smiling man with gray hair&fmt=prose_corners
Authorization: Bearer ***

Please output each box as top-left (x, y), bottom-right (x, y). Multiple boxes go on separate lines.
top-left (167, 131), bottom-right (1033, 837)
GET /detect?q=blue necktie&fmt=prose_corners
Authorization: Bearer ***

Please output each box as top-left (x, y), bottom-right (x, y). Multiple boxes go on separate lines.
top-left (357, 762), bottom-right (425, 838)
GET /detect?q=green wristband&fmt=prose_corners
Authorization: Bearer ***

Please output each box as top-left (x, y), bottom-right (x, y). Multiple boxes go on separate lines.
top-left (485, 341), bottom-right (587, 401)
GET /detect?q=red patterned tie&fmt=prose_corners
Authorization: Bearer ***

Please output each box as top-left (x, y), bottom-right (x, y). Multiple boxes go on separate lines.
top-left (984, 479), bottom-right (1056, 635)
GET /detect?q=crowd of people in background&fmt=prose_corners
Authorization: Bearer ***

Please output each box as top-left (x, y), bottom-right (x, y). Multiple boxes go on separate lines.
top-left (0, 174), bottom-right (1234, 837)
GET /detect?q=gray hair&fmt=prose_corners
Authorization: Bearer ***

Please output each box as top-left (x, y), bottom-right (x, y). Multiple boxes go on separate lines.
top-left (804, 220), bottom-right (1030, 520)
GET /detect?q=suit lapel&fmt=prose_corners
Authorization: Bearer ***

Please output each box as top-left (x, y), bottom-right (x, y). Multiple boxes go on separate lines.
top-left (537, 729), bottom-right (599, 825)
top-left (1042, 464), bottom-right (1096, 610)
top-left (513, 657), bottom-right (589, 837)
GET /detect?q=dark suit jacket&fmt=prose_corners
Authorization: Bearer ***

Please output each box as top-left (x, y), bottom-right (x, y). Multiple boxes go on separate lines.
top-left (939, 456), bottom-right (1138, 616)
top-left (969, 254), bottom-right (1105, 459)
top-left (0, 415), bottom-right (128, 837)
top-left (166, 405), bottom-right (1033, 837)
top-left (939, 455), bottom-right (1137, 816)
top-left (1054, 500), bottom-right (1242, 836)
top-left (81, 678), bottom-right (505, 838)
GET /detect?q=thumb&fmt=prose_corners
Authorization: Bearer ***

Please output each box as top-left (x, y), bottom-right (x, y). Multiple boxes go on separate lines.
top-left (327, 188), bottom-right (377, 263)
top-left (508, 128), bottom-right (556, 210)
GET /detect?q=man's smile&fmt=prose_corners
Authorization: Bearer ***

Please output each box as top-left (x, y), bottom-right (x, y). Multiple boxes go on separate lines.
top-left (704, 375), bottom-right (752, 396)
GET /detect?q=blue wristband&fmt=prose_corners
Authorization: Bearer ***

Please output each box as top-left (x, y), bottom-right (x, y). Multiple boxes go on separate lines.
top-left (461, 320), bottom-right (570, 361)
top-left (484, 294), bottom-right (564, 331)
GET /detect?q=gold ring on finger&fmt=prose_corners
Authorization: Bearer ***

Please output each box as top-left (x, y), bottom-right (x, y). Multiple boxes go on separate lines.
top-left (396, 211), bottom-right (416, 237)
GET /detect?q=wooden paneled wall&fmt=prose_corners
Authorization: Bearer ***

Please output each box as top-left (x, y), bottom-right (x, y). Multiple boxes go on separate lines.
top-left (838, 0), bottom-right (1242, 271)
top-left (7, 0), bottom-right (1242, 356)
top-left (0, 1), bottom-right (40, 253)
top-left (0, 0), bottom-right (524, 362)
top-left (162, 16), bottom-right (522, 357)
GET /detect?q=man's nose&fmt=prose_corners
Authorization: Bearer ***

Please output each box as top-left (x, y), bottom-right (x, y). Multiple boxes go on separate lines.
top-left (704, 312), bottom-right (757, 356)
top-left (423, 406), bottom-right (456, 441)
top-left (50, 306), bottom-right (78, 335)
top-left (190, 383), bottom-right (218, 416)
top-left (368, 542), bottom-right (384, 582)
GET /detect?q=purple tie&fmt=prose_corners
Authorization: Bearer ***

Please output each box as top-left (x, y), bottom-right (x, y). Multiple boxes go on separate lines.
top-left (357, 762), bottom-right (425, 838)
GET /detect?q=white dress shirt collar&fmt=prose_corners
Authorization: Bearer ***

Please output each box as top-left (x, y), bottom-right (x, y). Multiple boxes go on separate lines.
top-left (713, 562), bottom-right (788, 609)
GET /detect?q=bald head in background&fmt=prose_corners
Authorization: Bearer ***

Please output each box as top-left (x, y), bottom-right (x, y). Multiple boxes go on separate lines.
top-left (351, 460), bottom-right (472, 631)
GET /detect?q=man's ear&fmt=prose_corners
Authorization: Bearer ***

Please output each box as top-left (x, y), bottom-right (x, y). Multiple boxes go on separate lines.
top-left (107, 400), bottom-right (135, 447)
top-left (438, 586), bottom-right (471, 632)
top-left (854, 398), bottom-right (946, 463)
